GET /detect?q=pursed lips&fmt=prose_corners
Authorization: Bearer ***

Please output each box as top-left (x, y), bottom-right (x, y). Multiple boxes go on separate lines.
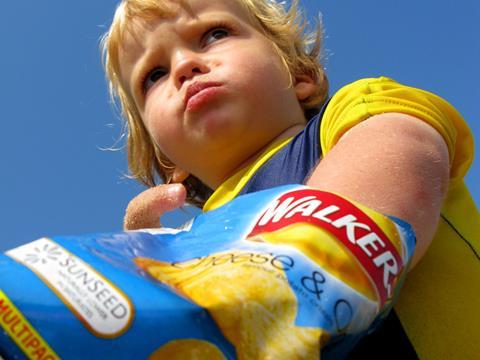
top-left (184, 81), bottom-right (223, 110)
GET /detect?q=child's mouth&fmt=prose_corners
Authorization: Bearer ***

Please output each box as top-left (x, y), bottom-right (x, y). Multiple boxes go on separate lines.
top-left (185, 81), bottom-right (223, 112)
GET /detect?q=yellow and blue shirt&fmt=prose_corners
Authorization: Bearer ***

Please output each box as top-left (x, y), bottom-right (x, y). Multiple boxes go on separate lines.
top-left (203, 77), bottom-right (479, 359)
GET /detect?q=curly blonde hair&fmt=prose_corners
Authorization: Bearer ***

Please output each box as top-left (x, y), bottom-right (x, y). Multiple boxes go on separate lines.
top-left (102, 0), bottom-right (329, 206)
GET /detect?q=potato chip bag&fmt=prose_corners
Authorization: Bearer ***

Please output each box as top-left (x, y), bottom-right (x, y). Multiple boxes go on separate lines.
top-left (0, 185), bottom-right (415, 359)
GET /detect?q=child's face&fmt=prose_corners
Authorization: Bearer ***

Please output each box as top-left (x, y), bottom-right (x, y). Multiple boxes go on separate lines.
top-left (119, 0), bottom-right (310, 188)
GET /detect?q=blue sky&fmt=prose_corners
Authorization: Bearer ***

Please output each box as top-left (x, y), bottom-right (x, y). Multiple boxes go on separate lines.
top-left (0, 0), bottom-right (478, 251)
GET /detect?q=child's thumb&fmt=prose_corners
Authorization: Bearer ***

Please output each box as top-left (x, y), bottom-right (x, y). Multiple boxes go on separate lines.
top-left (123, 184), bottom-right (187, 230)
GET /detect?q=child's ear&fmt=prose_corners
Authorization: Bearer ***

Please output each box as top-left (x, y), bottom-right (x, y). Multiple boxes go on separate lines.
top-left (294, 74), bottom-right (317, 101)
top-left (172, 167), bottom-right (190, 183)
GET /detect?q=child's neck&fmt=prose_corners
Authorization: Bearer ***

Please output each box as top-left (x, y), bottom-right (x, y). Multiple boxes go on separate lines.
top-left (212, 123), bottom-right (305, 189)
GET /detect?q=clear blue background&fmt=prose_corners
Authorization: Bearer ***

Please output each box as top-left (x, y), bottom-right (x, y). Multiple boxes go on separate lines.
top-left (0, 0), bottom-right (478, 251)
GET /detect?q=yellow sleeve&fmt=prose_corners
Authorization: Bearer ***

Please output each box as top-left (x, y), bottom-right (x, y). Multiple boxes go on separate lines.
top-left (320, 77), bottom-right (474, 181)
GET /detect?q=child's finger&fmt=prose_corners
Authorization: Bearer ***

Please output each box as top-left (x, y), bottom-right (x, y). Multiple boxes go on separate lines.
top-left (123, 184), bottom-right (187, 230)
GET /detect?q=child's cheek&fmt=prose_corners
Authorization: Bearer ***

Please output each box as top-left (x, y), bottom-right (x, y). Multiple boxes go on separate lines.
top-left (143, 89), bottom-right (180, 132)
top-left (254, 57), bottom-right (290, 94)
top-left (143, 105), bottom-right (174, 149)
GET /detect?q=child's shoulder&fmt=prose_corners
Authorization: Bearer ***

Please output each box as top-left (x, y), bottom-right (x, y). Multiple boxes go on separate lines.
top-left (322, 76), bottom-right (474, 182)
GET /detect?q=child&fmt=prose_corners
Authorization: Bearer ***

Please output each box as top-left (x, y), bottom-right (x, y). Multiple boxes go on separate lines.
top-left (102, 0), bottom-right (479, 358)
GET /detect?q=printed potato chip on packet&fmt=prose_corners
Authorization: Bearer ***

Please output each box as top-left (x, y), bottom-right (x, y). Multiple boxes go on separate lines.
top-left (0, 185), bottom-right (415, 359)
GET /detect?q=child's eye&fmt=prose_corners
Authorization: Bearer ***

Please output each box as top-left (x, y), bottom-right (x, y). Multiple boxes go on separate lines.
top-left (203, 27), bottom-right (230, 46)
top-left (143, 67), bottom-right (167, 93)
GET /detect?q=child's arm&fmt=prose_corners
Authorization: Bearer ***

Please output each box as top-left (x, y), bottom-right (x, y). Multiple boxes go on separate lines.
top-left (123, 113), bottom-right (449, 268)
top-left (123, 184), bottom-right (186, 230)
top-left (306, 112), bottom-right (450, 267)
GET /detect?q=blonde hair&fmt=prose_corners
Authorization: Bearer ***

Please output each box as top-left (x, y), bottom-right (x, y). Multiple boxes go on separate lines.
top-left (102, 0), bottom-right (329, 206)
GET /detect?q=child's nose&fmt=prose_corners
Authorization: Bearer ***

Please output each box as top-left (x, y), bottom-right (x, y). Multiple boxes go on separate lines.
top-left (173, 51), bottom-right (209, 87)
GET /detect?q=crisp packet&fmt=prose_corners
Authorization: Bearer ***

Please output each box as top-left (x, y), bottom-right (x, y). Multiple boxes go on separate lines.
top-left (0, 185), bottom-right (415, 359)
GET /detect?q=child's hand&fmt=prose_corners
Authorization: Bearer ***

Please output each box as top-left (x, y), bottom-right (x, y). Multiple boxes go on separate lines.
top-left (123, 184), bottom-right (186, 230)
